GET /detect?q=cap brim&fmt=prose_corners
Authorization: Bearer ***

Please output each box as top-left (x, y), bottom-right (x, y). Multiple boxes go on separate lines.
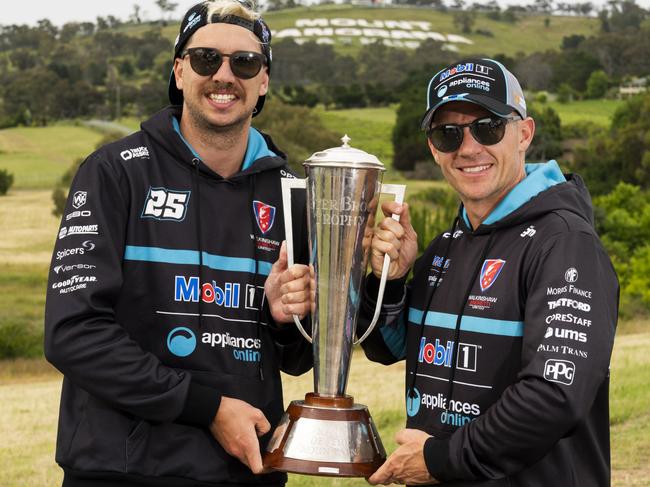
top-left (420, 94), bottom-right (515, 131)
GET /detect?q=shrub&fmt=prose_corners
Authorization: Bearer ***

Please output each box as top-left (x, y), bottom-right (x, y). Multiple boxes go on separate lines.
top-left (409, 187), bottom-right (459, 254)
top-left (0, 169), bottom-right (14, 195)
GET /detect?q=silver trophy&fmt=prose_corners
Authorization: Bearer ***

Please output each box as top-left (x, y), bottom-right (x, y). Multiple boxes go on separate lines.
top-left (263, 136), bottom-right (405, 477)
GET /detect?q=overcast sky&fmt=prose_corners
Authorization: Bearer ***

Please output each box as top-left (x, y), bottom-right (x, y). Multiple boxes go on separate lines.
top-left (1, 0), bottom-right (649, 26)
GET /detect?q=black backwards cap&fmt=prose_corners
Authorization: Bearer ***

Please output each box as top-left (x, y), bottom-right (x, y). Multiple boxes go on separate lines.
top-left (421, 58), bottom-right (527, 130)
top-left (168, 1), bottom-right (272, 117)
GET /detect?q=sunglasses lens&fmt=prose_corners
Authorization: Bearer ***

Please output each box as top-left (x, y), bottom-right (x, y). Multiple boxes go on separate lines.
top-left (230, 52), bottom-right (264, 79)
top-left (189, 48), bottom-right (223, 76)
top-left (471, 118), bottom-right (507, 146)
top-left (429, 126), bottom-right (463, 153)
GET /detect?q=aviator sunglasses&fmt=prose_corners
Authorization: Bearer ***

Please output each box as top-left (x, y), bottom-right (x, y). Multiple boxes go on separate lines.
top-left (427, 115), bottom-right (521, 153)
top-left (180, 47), bottom-right (266, 80)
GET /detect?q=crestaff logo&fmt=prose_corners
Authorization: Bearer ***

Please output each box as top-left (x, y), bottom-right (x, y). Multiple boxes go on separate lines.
top-left (167, 327), bottom-right (196, 357)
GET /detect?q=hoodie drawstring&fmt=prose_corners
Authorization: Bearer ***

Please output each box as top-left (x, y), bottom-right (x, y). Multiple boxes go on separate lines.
top-left (444, 229), bottom-right (496, 406)
top-left (249, 175), bottom-right (265, 381)
top-left (408, 217), bottom-right (459, 400)
top-left (192, 158), bottom-right (205, 331)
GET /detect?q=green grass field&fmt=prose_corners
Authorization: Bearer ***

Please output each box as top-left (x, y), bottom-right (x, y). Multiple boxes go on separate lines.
top-left (153, 5), bottom-right (600, 58)
top-left (1, 331), bottom-right (648, 487)
top-left (547, 99), bottom-right (624, 127)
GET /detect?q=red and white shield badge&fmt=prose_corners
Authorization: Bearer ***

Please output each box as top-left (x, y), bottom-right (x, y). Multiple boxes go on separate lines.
top-left (479, 259), bottom-right (506, 292)
top-left (253, 200), bottom-right (276, 234)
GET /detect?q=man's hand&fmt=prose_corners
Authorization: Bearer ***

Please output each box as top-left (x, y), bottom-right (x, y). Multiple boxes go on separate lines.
top-left (370, 202), bottom-right (418, 281)
top-left (265, 241), bottom-right (313, 323)
top-left (209, 396), bottom-right (271, 474)
top-left (368, 429), bottom-right (438, 485)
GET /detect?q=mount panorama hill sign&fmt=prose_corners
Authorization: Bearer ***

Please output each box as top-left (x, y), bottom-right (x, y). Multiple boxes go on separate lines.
top-left (271, 18), bottom-right (474, 50)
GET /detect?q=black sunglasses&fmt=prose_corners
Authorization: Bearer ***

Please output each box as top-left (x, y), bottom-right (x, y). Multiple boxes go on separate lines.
top-left (427, 115), bottom-right (521, 153)
top-left (180, 47), bottom-right (266, 80)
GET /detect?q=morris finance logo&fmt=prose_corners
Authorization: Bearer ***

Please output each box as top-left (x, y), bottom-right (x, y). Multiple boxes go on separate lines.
top-left (564, 267), bottom-right (579, 283)
top-left (167, 327), bottom-right (197, 357)
top-left (544, 359), bottom-right (575, 385)
top-left (72, 191), bottom-right (87, 209)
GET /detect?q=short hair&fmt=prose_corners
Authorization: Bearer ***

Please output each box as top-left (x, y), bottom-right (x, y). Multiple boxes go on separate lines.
top-left (206, 0), bottom-right (260, 23)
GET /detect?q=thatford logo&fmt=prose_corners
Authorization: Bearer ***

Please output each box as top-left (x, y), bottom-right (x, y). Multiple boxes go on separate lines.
top-left (547, 298), bottom-right (590, 312)
top-left (121, 146), bottom-right (150, 161)
top-left (437, 85), bottom-right (448, 97)
top-left (72, 191), bottom-right (87, 209)
top-left (565, 267), bottom-right (578, 283)
top-left (544, 359), bottom-right (575, 385)
top-left (167, 327), bottom-right (196, 357)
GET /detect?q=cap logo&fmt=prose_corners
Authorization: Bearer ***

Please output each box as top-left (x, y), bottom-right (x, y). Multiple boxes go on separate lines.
top-left (259, 21), bottom-right (270, 43)
top-left (437, 85), bottom-right (448, 97)
top-left (183, 12), bottom-right (202, 33)
top-left (440, 62), bottom-right (474, 82)
top-left (475, 64), bottom-right (493, 75)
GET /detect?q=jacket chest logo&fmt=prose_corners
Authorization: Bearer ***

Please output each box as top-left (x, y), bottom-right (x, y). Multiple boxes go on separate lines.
top-left (479, 259), bottom-right (506, 292)
top-left (253, 200), bottom-right (276, 234)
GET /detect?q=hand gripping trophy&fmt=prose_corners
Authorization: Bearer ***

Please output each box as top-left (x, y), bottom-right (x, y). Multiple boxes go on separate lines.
top-left (263, 136), bottom-right (406, 477)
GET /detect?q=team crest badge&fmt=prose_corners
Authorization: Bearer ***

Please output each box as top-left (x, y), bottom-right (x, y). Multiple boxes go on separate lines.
top-left (479, 259), bottom-right (506, 292)
top-left (253, 200), bottom-right (276, 234)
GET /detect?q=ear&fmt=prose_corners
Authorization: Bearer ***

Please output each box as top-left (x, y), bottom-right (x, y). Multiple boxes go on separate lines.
top-left (427, 138), bottom-right (441, 166)
top-left (173, 58), bottom-right (185, 92)
top-left (518, 117), bottom-right (536, 153)
top-left (258, 69), bottom-right (269, 97)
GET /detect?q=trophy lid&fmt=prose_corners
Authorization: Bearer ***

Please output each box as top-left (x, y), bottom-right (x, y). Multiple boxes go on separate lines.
top-left (304, 135), bottom-right (386, 170)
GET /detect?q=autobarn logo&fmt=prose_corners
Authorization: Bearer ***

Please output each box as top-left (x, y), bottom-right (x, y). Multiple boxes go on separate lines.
top-left (72, 191), bottom-right (87, 209)
top-left (56, 240), bottom-right (96, 260)
top-left (544, 359), bottom-right (575, 385)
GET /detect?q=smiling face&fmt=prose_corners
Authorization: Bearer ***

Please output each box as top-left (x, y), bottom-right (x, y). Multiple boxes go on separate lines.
top-left (428, 101), bottom-right (535, 227)
top-left (173, 23), bottom-right (269, 133)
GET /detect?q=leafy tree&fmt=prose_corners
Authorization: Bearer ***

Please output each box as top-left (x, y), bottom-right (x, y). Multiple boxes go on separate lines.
top-left (253, 98), bottom-right (341, 173)
top-left (527, 105), bottom-right (563, 162)
top-left (573, 93), bottom-right (650, 195)
top-left (453, 11), bottom-right (476, 33)
top-left (585, 70), bottom-right (609, 99)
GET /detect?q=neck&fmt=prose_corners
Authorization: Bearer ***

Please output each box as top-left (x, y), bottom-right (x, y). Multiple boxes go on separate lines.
top-left (179, 113), bottom-right (250, 179)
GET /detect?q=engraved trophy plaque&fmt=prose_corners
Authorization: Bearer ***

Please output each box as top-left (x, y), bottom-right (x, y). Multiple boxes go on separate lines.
top-left (263, 136), bottom-right (405, 477)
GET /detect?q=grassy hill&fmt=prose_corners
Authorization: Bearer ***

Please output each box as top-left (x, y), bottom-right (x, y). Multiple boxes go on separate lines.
top-left (151, 5), bottom-right (599, 58)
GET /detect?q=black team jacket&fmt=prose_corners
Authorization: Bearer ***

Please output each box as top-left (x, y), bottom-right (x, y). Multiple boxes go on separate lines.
top-left (358, 162), bottom-right (618, 487)
top-left (44, 106), bottom-right (312, 487)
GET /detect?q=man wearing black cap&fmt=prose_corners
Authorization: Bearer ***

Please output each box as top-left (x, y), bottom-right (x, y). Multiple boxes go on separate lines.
top-left (312, 58), bottom-right (618, 485)
top-left (44, 1), bottom-right (313, 486)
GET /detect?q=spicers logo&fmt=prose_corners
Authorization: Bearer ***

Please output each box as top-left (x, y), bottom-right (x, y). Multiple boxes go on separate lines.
top-left (253, 200), bottom-right (276, 234)
top-left (479, 259), bottom-right (506, 292)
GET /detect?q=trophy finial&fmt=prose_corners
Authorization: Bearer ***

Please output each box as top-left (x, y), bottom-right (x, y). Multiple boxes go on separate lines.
top-left (341, 134), bottom-right (351, 148)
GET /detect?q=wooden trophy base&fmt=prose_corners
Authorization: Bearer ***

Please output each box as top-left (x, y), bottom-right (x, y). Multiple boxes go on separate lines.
top-left (263, 393), bottom-right (386, 477)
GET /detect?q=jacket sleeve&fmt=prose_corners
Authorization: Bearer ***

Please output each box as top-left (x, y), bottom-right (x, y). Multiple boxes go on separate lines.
top-left (44, 154), bottom-right (220, 427)
top-left (423, 230), bottom-right (619, 481)
top-left (356, 273), bottom-right (409, 365)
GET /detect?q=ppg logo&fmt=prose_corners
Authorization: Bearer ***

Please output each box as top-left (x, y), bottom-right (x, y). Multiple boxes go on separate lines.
top-left (544, 359), bottom-right (575, 385)
top-left (406, 388), bottom-right (421, 417)
top-left (167, 327), bottom-right (196, 357)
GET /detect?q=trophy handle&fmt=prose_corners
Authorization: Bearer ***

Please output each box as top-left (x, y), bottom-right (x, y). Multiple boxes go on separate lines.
top-left (281, 177), bottom-right (313, 344)
top-left (355, 183), bottom-right (406, 345)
